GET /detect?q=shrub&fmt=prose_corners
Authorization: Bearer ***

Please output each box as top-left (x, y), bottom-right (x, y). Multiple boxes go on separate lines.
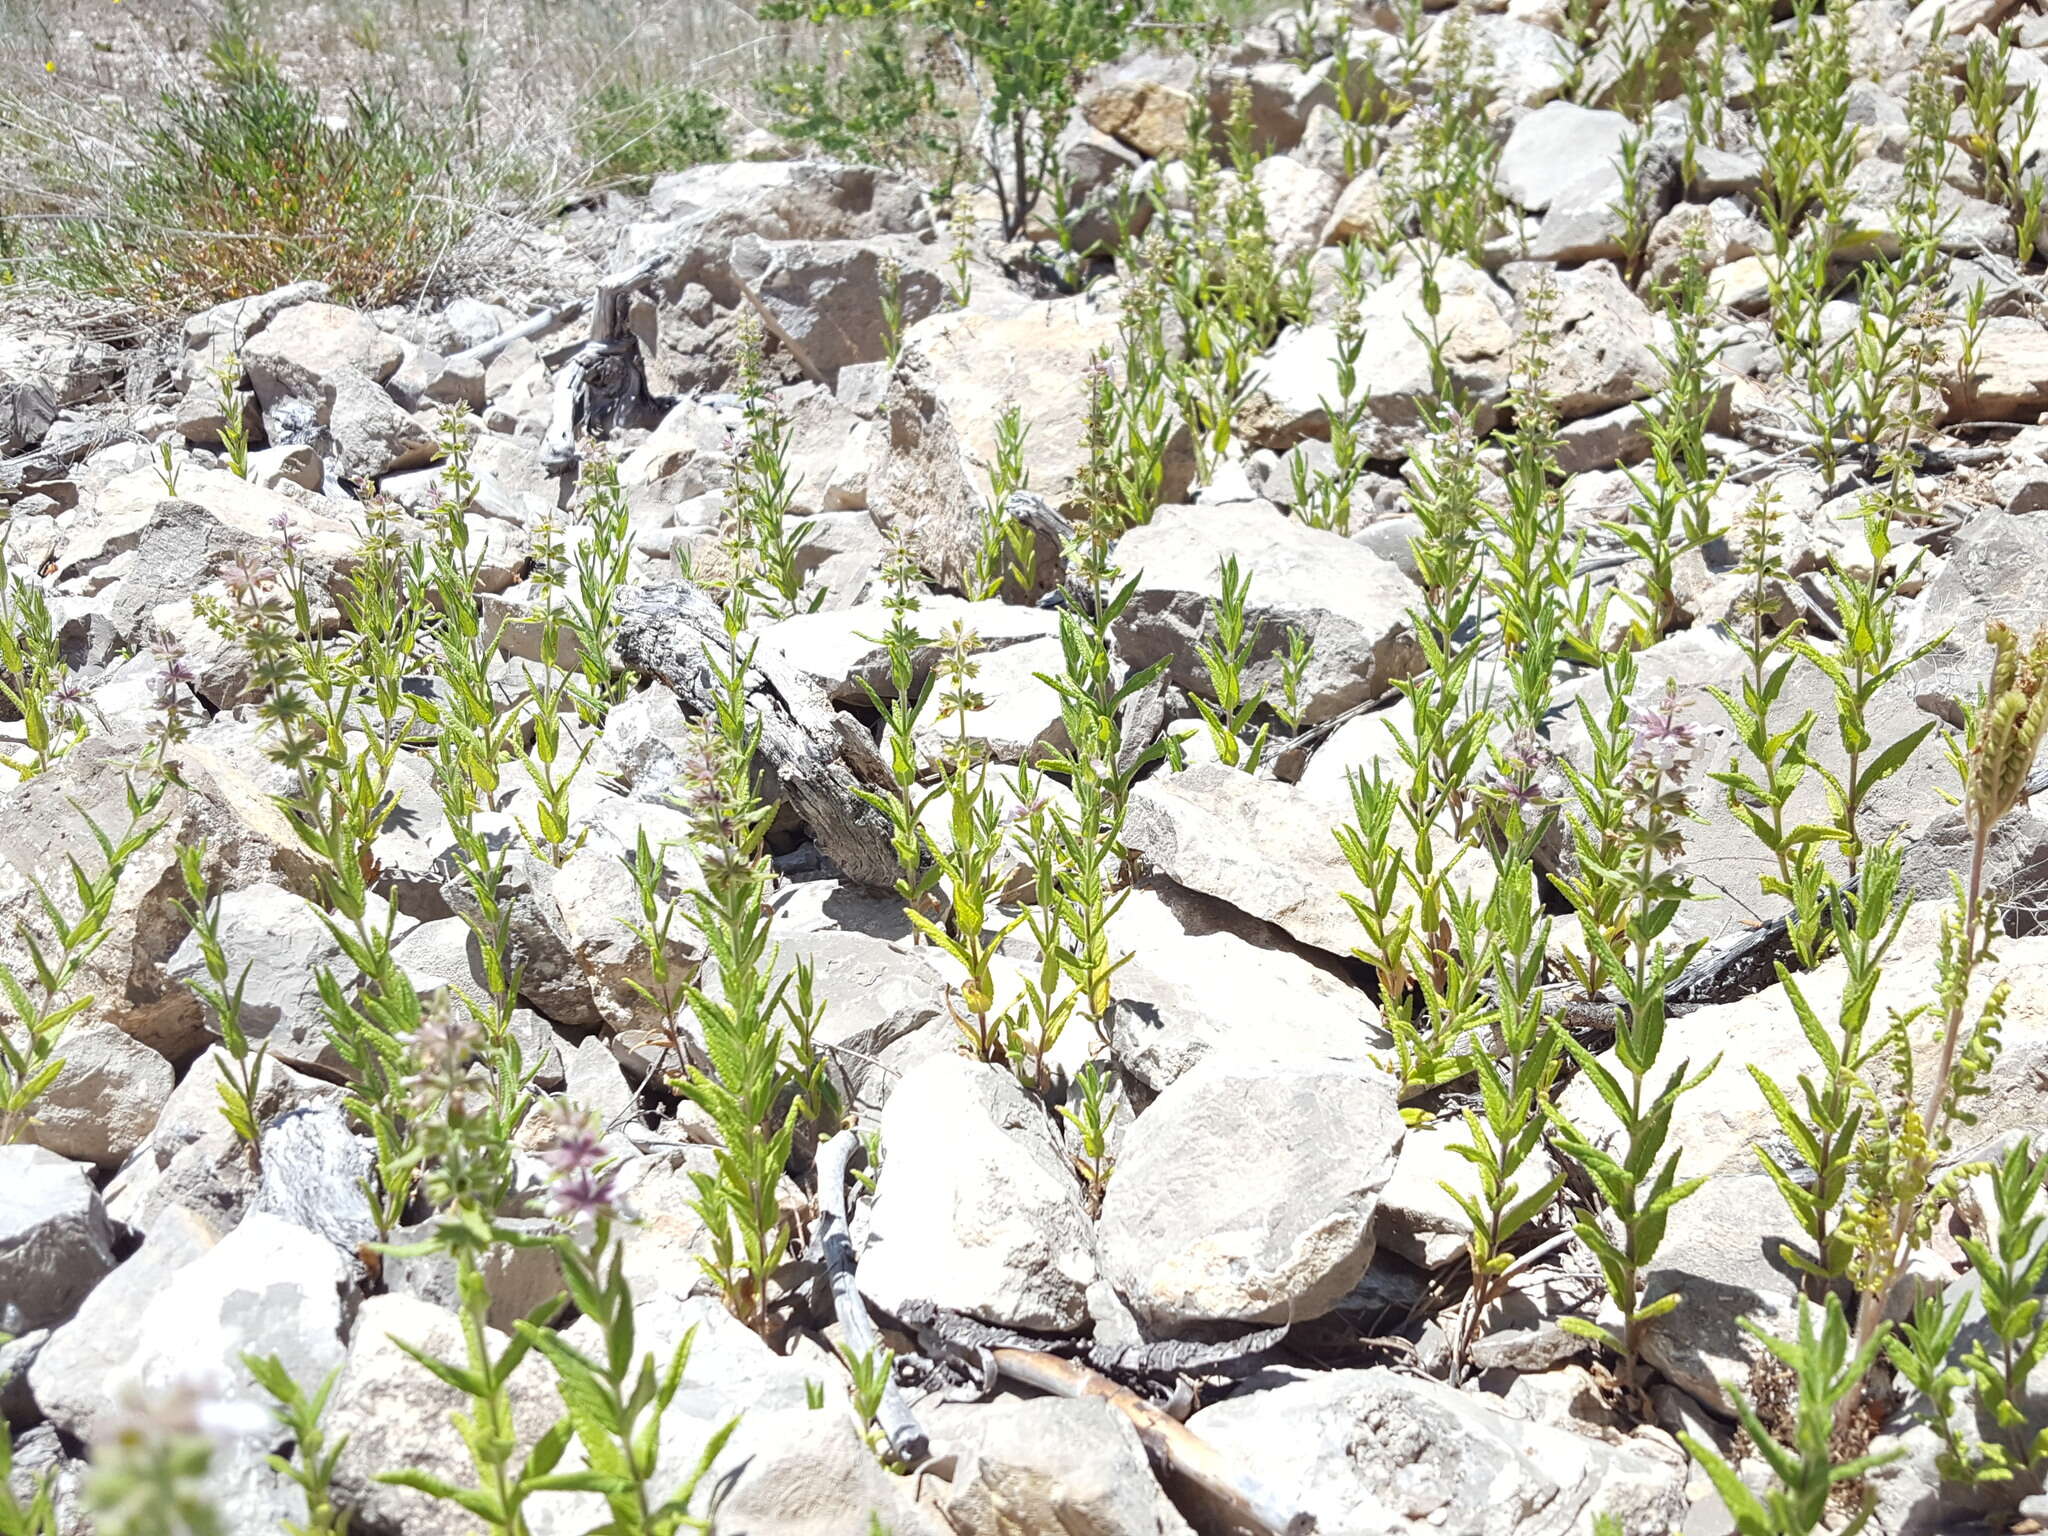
top-left (54, 32), bottom-right (459, 309)
top-left (765, 21), bottom-right (959, 180)
top-left (765, 0), bottom-right (1200, 237)
top-left (575, 80), bottom-right (730, 189)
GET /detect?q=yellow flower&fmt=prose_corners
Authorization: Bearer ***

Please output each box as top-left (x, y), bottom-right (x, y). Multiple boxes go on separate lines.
top-left (44, 59), bottom-right (56, 72)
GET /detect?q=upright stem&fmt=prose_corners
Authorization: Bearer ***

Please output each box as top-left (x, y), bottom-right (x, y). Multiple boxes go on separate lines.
top-left (1929, 819), bottom-right (1989, 1131)
top-left (1846, 816), bottom-right (1990, 1406)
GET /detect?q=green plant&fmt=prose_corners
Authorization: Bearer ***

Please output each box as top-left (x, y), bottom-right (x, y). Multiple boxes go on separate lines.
top-left (1963, 27), bottom-right (2047, 262)
top-left (1059, 1060), bottom-right (1117, 1212)
top-left (1608, 128), bottom-right (1657, 286)
top-left (55, 30), bottom-right (462, 309)
top-left (1706, 484), bottom-right (1832, 968)
top-left (674, 655), bottom-right (803, 1334)
top-left (1681, 1295), bottom-right (1899, 1536)
top-left (245, 1355), bottom-right (350, 1536)
top-left (878, 255), bottom-right (906, 368)
top-left (1890, 1135), bottom-right (2048, 1496)
top-left (765, 21), bottom-right (957, 176)
top-left (836, 1342), bottom-right (902, 1467)
top-left (517, 1110), bottom-right (737, 1535)
top-left (82, 1386), bottom-right (226, 1536)
top-left (1748, 846), bottom-right (1912, 1296)
top-left (1002, 784), bottom-right (1083, 1093)
top-left (966, 406), bottom-right (1034, 602)
top-left (948, 208), bottom-right (975, 305)
top-left (559, 449), bottom-right (637, 725)
top-left (1289, 277), bottom-right (1373, 536)
top-left (1443, 864), bottom-right (1565, 1382)
top-left (907, 625), bottom-right (1024, 1060)
top-left (377, 1250), bottom-right (591, 1536)
top-left (768, 0), bottom-right (1195, 239)
top-left (1549, 682), bottom-right (1717, 1406)
top-left (173, 845), bottom-right (268, 1156)
top-left (1794, 503), bottom-right (1941, 887)
top-left (153, 442), bottom-right (181, 497)
top-left (619, 828), bottom-right (696, 1082)
top-left (575, 81), bottom-right (729, 190)
top-left (1191, 556), bottom-right (1271, 772)
top-left (1337, 408), bottom-right (1497, 1098)
top-left (0, 784), bottom-right (167, 1143)
top-left (519, 518), bottom-right (598, 867)
top-left (1845, 624), bottom-right (2048, 1389)
top-left (1377, 10), bottom-right (1503, 261)
top-left (851, 536), bottom-right (943, 913)
top-left (1952, 1138), bottom-right (2048, 1485)
top-left (1611, 235), bottom-right (1723, 647)
top-left (0, 542), bottom-right (88, 782)
top-left (0, 1420), bottom-right (57, 1536)
top-left (214, 355), bottom-right (251, 480)
top-left (718, 317), bottom-right (820, 620)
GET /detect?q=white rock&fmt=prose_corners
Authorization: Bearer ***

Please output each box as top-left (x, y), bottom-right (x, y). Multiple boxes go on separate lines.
top-left (1184, 1367), bottom-right (1688, 1534)
top-left (166, 883), bottom-right (356, 1075)
top-left (1124, 763), bottom-right (1365, 962)
top-left (1107, 879), bottom-right (1384, 1092)
top-left (1497, 102), bottom-right (1631, 212)
top-left (1097, 1057), bottom-right (1402, 1327)
top-left (0, 1145), bottom-right (117, 1333)
top-left (1111, 500), bottom-right (1421, 725)
top-left (857, 1057), bottom-right (1098, 1332)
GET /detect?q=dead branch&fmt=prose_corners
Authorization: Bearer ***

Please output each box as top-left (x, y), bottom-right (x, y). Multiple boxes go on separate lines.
top-left (987, 1347), bottom-right (1315, 1536)
top-left (815, 1129), bottom-right (929, 1467)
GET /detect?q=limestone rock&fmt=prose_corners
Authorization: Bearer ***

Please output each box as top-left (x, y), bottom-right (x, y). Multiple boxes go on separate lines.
top-left (1080, 54), bottom-right (1199, 158)
top-left (1252, 155), bottom-right (1343, 266)
top-left (0, 1146), bottom-right (117, 1334)
top-left (934, 1395), bottom-right (1194, 1536)
top-left (1637, 1174), bottom-right (1805, 1417)
top-left (1124, 764), bottom-right (1364, 962)
top-left (756, 596), bottom-right (1058, 706)
top-left (731, 235), bottom-right (946, 385)
top-left (1948, 316), bottom-right (2048, 421)
top-left (700, 1408), bottom-right (946, 1536)
top-left (1534, 262), bottom-right (1670, 421)
top-left (0, 731), bottom-right (315, 1059)
top-left (1497, 103), bottom-right (1631, 212)
top-left (1097, 1057), bottom-right (1401, 1327)
top-left (1185, 1367), bottom-right (1688, 1535)
top-left (857, 1057), bottom-right (1099, 1332)
top-left (1244, 258), bottom-right (1516, 453)
top-left (868, 292), bottom-right (1192, 585)
top-left (1111, 500), bottom-right (1421, 725)
top-left (1375, 1116), bottom-right (1559, 1272)
top-left (330, 1294), bottom-right (596, 1536)
top-left (1107, 879), bottom-right (1384, 1093)
top-left (26, 1016), bottom-right (172, 1169)
top-left (166, 883), bottom-right (356, 1076)
top-left (239, 301), bottom-right (403, 420)
top-left (32, 1210), bottom-right (344, 1450)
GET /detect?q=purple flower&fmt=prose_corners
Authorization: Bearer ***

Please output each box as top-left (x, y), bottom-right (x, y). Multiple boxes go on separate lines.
top-left (407, 1001), bottom-right (480, 1078)
top-left (547, 1168), bottom-right (619, 1225)
top-left (1629, 686), bottom-right (1701, 776)
top-left (222, 558), bottom-right (277, 597)
top-left (544, 1102), bottom-right (608, 1175)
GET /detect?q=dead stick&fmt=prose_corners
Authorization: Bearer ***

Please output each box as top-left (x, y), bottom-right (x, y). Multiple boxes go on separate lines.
top-left (988, 1347), bottom-right (1314, 1536)
top-left (815, 1130), bottom-right (929, 1466)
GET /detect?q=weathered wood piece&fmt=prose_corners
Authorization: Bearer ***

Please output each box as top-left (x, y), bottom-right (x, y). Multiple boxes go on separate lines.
top-left (611, 583), bottom-right (901, 889)
top-left (813, 1129), bottom-right (930, 1467)
top-left (536, 251), bottom-right (674, 479)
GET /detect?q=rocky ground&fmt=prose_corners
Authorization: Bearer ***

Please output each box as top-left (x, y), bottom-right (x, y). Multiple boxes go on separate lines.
top-left (10, 1), bottom-right (2048, 1534)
